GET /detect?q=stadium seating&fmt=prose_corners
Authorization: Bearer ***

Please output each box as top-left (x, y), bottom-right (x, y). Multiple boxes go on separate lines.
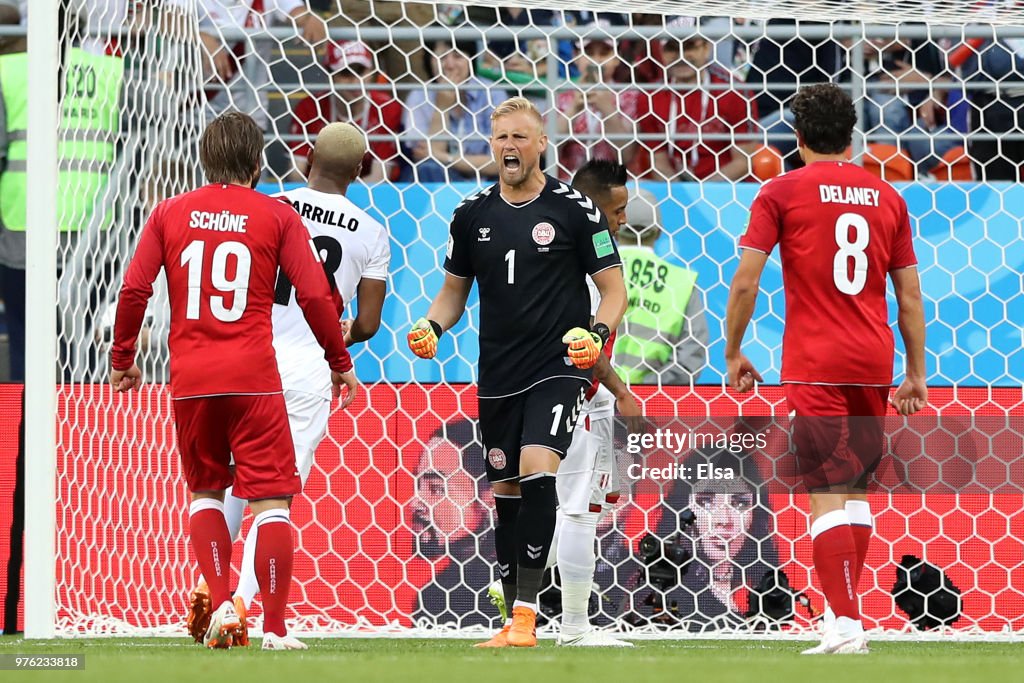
top-left (863, 143), bottom-right (916, 182)
top-left (929, 146), bottom-right (974, 182)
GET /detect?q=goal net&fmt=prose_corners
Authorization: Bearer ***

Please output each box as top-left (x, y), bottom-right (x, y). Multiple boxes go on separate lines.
top-left (12, 0), bottom-right (1024, 638)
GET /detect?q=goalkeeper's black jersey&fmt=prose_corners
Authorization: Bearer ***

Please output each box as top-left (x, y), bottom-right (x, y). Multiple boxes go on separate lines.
top-left (444, 174), bottom-right (621, 398)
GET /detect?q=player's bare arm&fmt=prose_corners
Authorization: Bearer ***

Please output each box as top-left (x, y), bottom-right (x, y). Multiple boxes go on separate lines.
top-left (344, 278), bottom-right (387, 345)
top-left (725, 248), bottom-right (768, 392)
top-left (592, 354), bottom-right (642, 432)
top-left (563, 267), bottom-right (626, 370)
top-left (409, 274), bottom-right (473, 359)
top-left (591, 265), bottom-right (628, 333)
top-left (890, 266), bottom-right (928, 415)
top-left (428, 273), bottom-right (473, 330)
top-left (110, 208), bottom-right (165, 394)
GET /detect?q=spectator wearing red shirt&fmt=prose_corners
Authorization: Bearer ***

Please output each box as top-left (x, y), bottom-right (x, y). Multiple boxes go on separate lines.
top-left (636, 36), bottom-right (760, 182)
top-left (289, 41), bottom-right (403, 183)
top-left (554, 30), bottom-right (641, 178)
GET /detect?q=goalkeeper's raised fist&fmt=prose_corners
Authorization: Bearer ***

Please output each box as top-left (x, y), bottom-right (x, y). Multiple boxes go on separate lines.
top-left (562, 326), bottom-right (604, 370)
top-left (408, 318), bottom-right (441, 359)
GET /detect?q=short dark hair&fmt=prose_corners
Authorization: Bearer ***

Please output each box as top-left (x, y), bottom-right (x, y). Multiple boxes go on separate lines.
top-left (199, 112), bottom-right (263, 184)
top-left (791, 83), bottom-right (857, 155)
top-left (571, 159), bottom-right (628, 204)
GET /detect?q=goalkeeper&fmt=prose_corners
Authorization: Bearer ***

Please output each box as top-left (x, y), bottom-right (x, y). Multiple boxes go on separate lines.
top-left (408, 97), bottom-right (626, 648)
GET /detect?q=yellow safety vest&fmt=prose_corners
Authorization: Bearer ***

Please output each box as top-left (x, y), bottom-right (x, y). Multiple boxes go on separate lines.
top-left (616, 246), bottom-right (698, 384)
top-left (0, 48), bottom-right (123, 231)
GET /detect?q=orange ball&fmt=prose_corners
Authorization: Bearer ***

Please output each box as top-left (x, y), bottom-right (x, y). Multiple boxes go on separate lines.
top-left (751, 145), bottom-right (784, 181)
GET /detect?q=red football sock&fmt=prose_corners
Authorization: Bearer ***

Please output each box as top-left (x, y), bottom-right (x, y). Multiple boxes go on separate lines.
top-left (846, 500), bottom-right (873, 586)
top-left (254, 509), bottom-right (293, 637)
top-left (849, 525), bottom-right (871, 586)
top-left (189, 500), bottom-right (233, 607)
top-left (811, 511), bottom-right (860, 620)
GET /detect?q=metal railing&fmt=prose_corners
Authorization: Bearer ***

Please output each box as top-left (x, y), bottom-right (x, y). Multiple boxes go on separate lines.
top-left (15, 19), bottom-right (1024, 168)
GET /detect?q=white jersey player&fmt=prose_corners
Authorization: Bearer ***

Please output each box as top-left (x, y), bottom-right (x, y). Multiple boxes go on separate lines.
top-left (524, 160), bottom-right (640, 647)
top-left (269, 185), bottom-right (389, 481)
top-left (558, 279), bottom-right (620, 522)
top-left (187, 122), bottom-right (389, 649)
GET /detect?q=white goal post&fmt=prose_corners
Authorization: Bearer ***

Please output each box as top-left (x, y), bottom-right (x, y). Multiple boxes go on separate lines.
top-left (24, 0), bottom-right (60, 640)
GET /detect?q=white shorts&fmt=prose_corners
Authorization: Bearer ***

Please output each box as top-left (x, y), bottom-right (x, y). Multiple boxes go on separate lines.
top-left (557, 414), bottom-right (619, 515)
top-left (284, 389), bottom-right (331, 485)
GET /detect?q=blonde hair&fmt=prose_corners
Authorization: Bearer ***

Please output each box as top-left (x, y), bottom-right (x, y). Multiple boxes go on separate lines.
top-left (491, 96), bottom-right (544, 130)
top-left (312, 122), bottom-right (367, 175)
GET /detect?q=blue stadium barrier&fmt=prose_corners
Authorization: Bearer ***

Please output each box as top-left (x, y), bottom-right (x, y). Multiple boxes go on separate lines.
top-left (259, 181), bottom-right (1024, 387)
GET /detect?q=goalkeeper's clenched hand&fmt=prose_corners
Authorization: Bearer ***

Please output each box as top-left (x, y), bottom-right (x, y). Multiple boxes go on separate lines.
top-left (562, 327), bottom-right (603, 370)
top-left (408, 318), bottom-right (441, 359)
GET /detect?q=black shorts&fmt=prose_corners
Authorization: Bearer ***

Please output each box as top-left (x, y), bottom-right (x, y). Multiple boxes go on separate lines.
top-left (478, 377), bottom-right (588, 483)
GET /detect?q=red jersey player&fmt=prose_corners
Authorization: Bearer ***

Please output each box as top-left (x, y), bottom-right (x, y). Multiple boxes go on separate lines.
top-left (725, 84), bottom-right (927, 654)
top-left (110, 113), bottom-right (358, 651)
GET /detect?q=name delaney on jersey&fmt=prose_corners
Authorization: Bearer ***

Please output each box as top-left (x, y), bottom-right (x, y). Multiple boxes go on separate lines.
top-left (818, 184), bottom-right (881, 207)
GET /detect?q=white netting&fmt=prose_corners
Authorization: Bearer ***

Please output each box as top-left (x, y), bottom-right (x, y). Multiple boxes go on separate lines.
top-left (10, 0), bottom-right (1020, 637)
top-left (442, 1), bottom-right (1024, 27)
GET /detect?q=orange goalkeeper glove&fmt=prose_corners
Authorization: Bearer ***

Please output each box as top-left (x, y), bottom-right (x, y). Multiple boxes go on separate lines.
top-left (562, 324), bottom-right (607, 370)
top-left (408, 318), bottom-right (441, 359)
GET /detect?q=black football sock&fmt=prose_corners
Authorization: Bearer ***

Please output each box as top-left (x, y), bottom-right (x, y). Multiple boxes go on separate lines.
top-left (494, 493), bottom-right (521, 612)
top-left (515, 472), bottom-right (558, 608)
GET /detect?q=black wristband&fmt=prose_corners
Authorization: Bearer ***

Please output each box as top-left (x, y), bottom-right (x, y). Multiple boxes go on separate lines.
top-left (428, 320), bottom-right (443, 338)
top-left (591, 322), bottom-right (611, 345)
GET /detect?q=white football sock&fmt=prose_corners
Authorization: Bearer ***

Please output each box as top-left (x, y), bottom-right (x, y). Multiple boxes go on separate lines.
top-left (845, 499), bottom-right (873, 528)
top-left (223, 487), bottom-right (247, 542)
top-left (545, 508), bottom-right (563, 571)
top-left (822, 606), bottom-right (836, 632)
top-left (557, 512), bottom-right (599, 637)
top-left (236, 508), bottom-right (291, 609)
top-left (234, 522), bottom-right (260, 609)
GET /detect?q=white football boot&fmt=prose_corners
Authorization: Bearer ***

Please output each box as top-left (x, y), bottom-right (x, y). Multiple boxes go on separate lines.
top-left (262, 632), bottom-right (309, 650)
top-left (203, 600), bottom-right (242, 649)
top-left (801, 630), bottom-right (869, 655)
top-left (557, 629), bottom-right (634, 647)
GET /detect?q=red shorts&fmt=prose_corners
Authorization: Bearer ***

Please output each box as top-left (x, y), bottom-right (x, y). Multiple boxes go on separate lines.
top-left (172, 393), bottom-right (301, 500)
top-left (785, 384), bottom-right (890, 491)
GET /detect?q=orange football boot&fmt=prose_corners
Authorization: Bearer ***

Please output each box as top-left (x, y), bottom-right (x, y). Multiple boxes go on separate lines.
top-left (230, 596), bottom-right (250, 647)
top-left (474, 624), bottom-right (512, 648)
top-left (507, 606), bottom-right (537, 647)
top-left (186, 582), bottom-right (211, 644)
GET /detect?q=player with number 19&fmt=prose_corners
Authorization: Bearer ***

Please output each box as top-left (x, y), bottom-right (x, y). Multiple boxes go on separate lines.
top-left (110, 113), bottom-right (358, 651)
top-left (186, 122), bottom-right (389, 648)
top-left (726, 83), bottom-right (927, 655)
top-left (408, 97), bottom-right (627, 648)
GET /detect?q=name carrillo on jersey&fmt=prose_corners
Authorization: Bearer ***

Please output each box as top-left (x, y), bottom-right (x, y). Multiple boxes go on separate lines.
top-left (271, 186), bottom-right (391, 399)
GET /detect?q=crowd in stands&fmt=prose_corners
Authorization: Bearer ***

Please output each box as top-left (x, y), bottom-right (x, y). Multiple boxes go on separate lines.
top-left (0, 2), bottom-right (1023, 383)
top-left (267, 5), bottom-right (1017, 184)
top-left (4, 3), bottom-right (1020, 186)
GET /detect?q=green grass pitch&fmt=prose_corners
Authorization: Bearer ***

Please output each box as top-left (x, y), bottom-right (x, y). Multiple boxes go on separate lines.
top-left (1, 636), bottom-right (1020, 683)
